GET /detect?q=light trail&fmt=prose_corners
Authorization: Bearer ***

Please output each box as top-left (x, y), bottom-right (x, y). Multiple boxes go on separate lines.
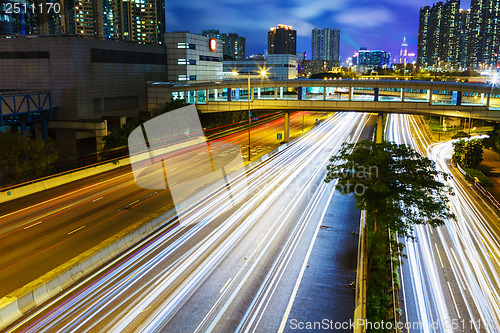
top-left (0, 111), bottom-right (329, 297)
top-left (387, 114), bottom-right (500, 333)
top-left (8, 112), bottom-right (367, 332)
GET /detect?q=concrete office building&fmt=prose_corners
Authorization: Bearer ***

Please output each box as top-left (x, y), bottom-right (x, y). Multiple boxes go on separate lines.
top-left (202, 30), bottom-right (246, 60)
top-left (311, 27), bottom-right (340, 63)
top-left (165, 32), bottom-right (224, 83)
top-left (0, 35), bottom-right (166, 159)
top-left (353, 49), bottom-right (391, 70)
top-left (224, 54), bottom-right (298, 80)
top-left (268, 24), bottom-right (296, 55)
top-left (300, 60), bottom-right (338, 77)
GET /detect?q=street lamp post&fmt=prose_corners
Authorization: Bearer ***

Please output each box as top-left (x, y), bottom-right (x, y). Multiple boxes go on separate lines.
top-left (248, 72), bottom-right (251, 161)
top-left (247, 70), bottom-right (267, 161)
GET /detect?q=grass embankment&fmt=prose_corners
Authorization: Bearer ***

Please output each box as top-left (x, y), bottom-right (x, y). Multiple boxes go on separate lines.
top-left (366, 231), bottom-right (400, 332)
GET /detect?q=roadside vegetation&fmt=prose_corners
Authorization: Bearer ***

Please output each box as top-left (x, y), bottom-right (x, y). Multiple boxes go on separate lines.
top-left (0, 130), bottom-right (58, 187)
top-left (324, 140), bottom-right (454, 331)
top-left (453, 138), bottom-right (493, 187)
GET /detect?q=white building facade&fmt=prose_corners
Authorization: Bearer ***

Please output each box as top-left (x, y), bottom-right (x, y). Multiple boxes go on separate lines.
top-left (223, 54), bottom-right (298, 80)
top-left (165, 32), bottom-right (224, 83)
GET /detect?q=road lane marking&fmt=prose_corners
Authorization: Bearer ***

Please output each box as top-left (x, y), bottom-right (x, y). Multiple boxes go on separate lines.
top-left (24, 221), bottom-right (42, 230)
top-left (129, 200), bottom-right (139, 206)
top-left (92, 196), bottom-right (103, 202)
top-left (447, 281), bottom-right (461, 319)
top-left (278, 180), bottom-right (337, 333)
top-left (219, 278), bottom-right (232, 293)
top-left (0, 172), bottom-right (130, 220)
top-left (434, 243), bottom-right (444, 268)
top-left (68, 225), bottom-right (86, 235)
top-left (140, 306), bottom-right (151, 313)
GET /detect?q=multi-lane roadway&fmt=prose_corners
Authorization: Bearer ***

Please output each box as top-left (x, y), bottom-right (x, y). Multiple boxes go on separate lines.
top-left (387, 114), bottom-right (500, 333)
top-left (0, 111), bottom-right (329, 297)
top-left (6, 112), bottom-right (370, 332)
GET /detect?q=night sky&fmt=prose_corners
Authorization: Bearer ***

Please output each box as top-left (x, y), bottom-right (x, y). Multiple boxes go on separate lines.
top-left (166, 0), bottom-right (472, 62)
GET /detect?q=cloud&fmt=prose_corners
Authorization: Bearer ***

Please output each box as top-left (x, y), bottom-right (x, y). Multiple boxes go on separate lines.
top-left (335, 7), bottom-right (394, 28)
top-left (289, 0), bottom-right (349, 19)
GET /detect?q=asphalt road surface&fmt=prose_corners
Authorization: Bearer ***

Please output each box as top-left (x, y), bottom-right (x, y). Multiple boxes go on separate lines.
top-left (0, 111), bottom-right (330, 297)
top-left (7, 112), bottom-right (370, 332)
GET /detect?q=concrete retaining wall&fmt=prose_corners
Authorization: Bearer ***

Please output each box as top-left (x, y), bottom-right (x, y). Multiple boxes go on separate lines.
top-left (0, 157), bottom-right (131, 204)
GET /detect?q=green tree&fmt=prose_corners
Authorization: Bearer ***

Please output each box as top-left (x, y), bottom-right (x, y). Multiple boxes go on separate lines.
top-left (0, 130), bottom-right (58, 186)
top-left (453, 139), bottom-right (484, 168)
top-left (451, 131), bottom-right (469, 139)
top-left (484, 122), bottom-right (500, 153)
top-left (324, 140), bottom-right (454, 268)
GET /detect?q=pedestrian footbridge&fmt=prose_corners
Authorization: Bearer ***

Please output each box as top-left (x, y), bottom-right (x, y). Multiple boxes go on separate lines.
top-left (147, 79), bottom-right (500, 141)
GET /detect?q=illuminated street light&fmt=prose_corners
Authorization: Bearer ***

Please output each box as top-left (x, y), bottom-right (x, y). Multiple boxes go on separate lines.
top-left (247, 70), bottom-right (268, 161)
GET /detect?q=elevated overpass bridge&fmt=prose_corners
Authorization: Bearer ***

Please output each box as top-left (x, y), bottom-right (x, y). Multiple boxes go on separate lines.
top-left (147, 79), bottom-right (500, 142)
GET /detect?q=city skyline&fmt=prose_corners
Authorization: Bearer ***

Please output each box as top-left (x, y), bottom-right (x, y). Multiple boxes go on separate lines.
top-left (167, 0), bottom-right (473, 61)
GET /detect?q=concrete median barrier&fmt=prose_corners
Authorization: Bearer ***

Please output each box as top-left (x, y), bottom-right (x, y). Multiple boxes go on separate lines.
top-left (32, 284), bottom-right (50, 307)
top-left (0, 299), bottom-right (22, 330)
top-left (0, 157), bottom-right (131, 204)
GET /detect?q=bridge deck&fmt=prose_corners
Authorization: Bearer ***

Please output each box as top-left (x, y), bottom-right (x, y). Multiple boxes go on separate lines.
top-left (147, 79), bottom-right (500, 121)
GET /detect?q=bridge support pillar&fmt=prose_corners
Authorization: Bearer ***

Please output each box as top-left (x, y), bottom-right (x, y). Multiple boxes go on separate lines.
top-left (427, 89), bottom-right (432, 104)
top-left (376, 114), bottom-right (383, 143)
top-left (43, 119), bottom-right (48, 141)
top-left (284, 111), bottom-right (290, 142)
top-left (274, 88), bottom-right (277, 100)
top-left (349, 87), bottom-right (354, 101)
top-left (323, 87), bottom-right (327, 100)
top-left (401, 88), bottom-right (405, 102)
top-left (374, 88), bottom-right (379, 102)
top-left (258, 87), bottom-right (261, 99)
top-left (487, 93), bottom-right (491, 108)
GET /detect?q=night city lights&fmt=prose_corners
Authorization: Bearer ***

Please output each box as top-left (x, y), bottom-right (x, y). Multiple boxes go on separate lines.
top-left (0, 0), bottom-right (499, 332)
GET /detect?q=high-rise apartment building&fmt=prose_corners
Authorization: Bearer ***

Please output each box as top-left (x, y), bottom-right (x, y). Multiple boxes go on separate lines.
top-left (441, 0), bottom-right (460, 64)
top-left (417, 0), bottom-right (459, 68)
top-left (418, 5), bottom-right (431, 67)
top-left (202, 30), bottom-right (246, 60)
top-left (419, 0), bottom-right (500, 69)
top-left (457, 9), bottom-right (470, 68)
top-left (0, 0), bottom-right (38, 35)
top-left (469, 0), bottom-right (500, 67)
top-left (311, 27), bottom-right (340, 63)
top-left (111, 0), bottom-right (165, 44)
top-left (0, 0), bottom-right (166, 45)
top-left (268, 24), bottom-right (296, 55)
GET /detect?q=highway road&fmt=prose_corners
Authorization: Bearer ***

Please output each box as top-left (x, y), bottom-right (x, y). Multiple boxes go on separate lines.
top-left (6, 112), bottom-right (369, 332)
top-left (0, 111), bottom-right (330, 298)
top-left (387, 114), bottom-right (500, 333)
